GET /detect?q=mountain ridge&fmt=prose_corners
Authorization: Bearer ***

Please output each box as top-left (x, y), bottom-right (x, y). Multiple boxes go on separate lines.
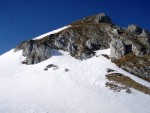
top-left (0, 12), bottom-right (150, 113)
top-left (15, 13), bottom-right (150, 81)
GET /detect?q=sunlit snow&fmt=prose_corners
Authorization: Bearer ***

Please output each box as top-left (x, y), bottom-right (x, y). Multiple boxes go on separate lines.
top-left (33, 26), bottom-right (71, 40)
top-left (0, 48), bottom-right (150, 113)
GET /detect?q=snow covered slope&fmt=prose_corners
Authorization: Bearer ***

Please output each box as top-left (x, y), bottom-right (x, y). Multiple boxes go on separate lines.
top-left (0, 48), bottom-right (150, 113)
top-left (33, 26), bottom-right (70, 40)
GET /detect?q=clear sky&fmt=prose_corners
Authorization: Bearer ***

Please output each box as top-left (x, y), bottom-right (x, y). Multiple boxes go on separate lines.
top-left (0, 0), bottom-right (150, 55)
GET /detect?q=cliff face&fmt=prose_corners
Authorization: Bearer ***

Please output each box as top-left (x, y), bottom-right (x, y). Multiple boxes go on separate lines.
top-left (110, 25), bottom-right (150, 60)
top-left (15, 13), bottom-right (150, 81)
top-left (109, 25), bottom-right (150, 81)
top-left (15, 13), bottom-right (114, 64)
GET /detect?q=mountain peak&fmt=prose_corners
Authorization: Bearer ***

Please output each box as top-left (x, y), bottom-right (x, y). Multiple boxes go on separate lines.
top-left (84, 12), bottom-right (112, 23)
top-left (0, 12), bottom-right (150, 113)
top-left (14, 12), bottom-right (150, 82)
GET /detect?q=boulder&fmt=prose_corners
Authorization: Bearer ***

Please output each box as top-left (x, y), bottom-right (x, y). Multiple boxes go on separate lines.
top-left (22, 40), bottom-right (34, 57)
top-left (127, 24), bottom-right (142, 35)
top-left (110, 38), bottom-right (126, 60)
top-left (85, 38), bottom-right (101, 50)
top-left (19, 40), bottom-right (52, 64)
top-left (94, 13), bottom-right (112, 23)
top-left (84, 13), bottom-right (112, 24)
top-left (132, 43), bottom-right (144, 56)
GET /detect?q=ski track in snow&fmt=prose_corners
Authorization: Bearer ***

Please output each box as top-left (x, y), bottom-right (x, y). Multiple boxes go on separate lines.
top-left (0, 48), bottom-right (150, 113)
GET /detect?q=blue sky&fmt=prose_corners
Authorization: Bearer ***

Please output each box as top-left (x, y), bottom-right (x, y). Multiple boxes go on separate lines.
top-left (0, 0), bottom-right (150, 55)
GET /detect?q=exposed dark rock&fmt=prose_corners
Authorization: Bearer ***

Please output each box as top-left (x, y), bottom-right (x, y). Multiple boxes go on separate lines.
top-left (16, 40), bottom-right (52, 65)
top-left (15, 13), bottom-right (116, 65)
top-left (127, 24), bottom-right (142, 35)
top-left (110, 27), bottom-right (150, 60)
top-left (14, 12), bottom-right (150, 81)
top-left (45, 64), bottom-right (59, 70)
top-left (21, 60), bottom-right (27, 64)
top-left (106, 73), bottom-right (150, 95)
top-left (46, 64), bottom-right (58, 68)
top-left (106, 82), bottom-right (132, 93)
top-left (44, 68), bottom-right (48, 71)
top-left (64, 68), bottom-right (69, 72)
top-left (132, 43), bottom-right (144, 56)
top-left (22, 40), bottom-right (34, 57)
top-left (14, 12), bottom-right (150, 82)
top-left (84, 13), bottom-right (112, 24)
top-left (110, 38), bottom-right (126, 60)
top-left (113, 53), bottom-right (150, 82)
top-left (107, 68), bottom-right (115, 73)
top-left (14, 41), bottom-right (27, 52)
top-left (101, 54), bottom-right (110, 59)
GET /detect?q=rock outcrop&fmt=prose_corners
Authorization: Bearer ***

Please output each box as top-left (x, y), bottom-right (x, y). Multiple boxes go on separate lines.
top-left (15, 40), bottom-right (52, 65)
top-left (15, 12), bottom-right (150, 81)
top-left (110, 38), bottom-right (126, 60)
top-left (127, 24), bottom-right (142, 35)
top-left (113, 53), bottom-right (150, 82)
top-left (84, 13), bottom-right (112, 23)
top-left (15, 13), bottom-right (114, 64)
top-left (110, 25), bottom-right (150, 60)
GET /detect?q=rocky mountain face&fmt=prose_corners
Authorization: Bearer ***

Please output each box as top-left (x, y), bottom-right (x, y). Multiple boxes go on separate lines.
top-left (15, 13), bottom-right (150, 81)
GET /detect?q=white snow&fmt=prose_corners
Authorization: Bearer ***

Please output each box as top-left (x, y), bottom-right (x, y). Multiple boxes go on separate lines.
top-left (0, 48), bottom-right (150, 113)
top-left (33, 26), bottom-right (71, 40)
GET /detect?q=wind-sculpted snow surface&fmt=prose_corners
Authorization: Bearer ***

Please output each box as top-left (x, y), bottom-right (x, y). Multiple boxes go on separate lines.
top-left (0, 49), bottom-right (150, 113)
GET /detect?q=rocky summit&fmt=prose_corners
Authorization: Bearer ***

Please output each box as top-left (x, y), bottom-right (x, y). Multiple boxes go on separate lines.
top-left (15, 13), bottom-right (150, 81)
